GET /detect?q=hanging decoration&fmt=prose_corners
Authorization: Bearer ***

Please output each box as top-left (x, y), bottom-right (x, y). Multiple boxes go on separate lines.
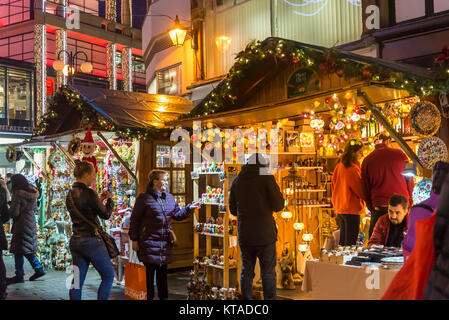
top-left (409, 101), bottom-right (442, 138)
top-left (412, 178), bottom-right (433, 204)
top-left (68, 136), bottom-right (82, 156)
top-left (6, 145), bottom-right (17, 163)
top-left (417, 136), bottom-right (448, 170)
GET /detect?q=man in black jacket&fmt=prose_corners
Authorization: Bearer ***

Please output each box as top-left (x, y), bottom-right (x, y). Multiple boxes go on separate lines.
top-left (229, 154), bottom-right (284, 300)
top-left (0, 178), bottom-right (10, 300)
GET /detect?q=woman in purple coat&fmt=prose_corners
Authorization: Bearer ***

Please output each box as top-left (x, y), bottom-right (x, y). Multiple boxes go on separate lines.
top-left (402, 161), bottom-right (449, 259)
top-left (128, 170), bottom-right (201, 300)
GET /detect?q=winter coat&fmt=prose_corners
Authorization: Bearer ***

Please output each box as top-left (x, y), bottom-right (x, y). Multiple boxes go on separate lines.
top-left (66, 182), bottom-right (114, 238)
top-left (8, 187), bottom-right (39, 255)
top-left (368, 214), bottom-right (408, 247)
top-left (402, 192), bottom-right (439, 258)
top-left (229, 164), bottom-right (285, 247)
top-left (331, 161), bottom-right (366, 215)
top-left (423, 178), bottom-right (449, 299)
top-left (128, 184), bottom-right (193, 265)
top-left (0, 187), bottom-right (9, 251)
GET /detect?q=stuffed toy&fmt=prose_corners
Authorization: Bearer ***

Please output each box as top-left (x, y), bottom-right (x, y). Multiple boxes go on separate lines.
top-left (81, 125), bottom-right (98, 173)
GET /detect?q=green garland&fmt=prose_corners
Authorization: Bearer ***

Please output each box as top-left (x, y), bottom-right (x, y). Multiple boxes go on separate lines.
top-left (34, 86), bottom-right (170, 141)
top-left (188, 38), bottom-right (449, 117)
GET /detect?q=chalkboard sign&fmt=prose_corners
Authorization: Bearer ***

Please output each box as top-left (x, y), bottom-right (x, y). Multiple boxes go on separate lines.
top-left (287, 68), bottom-right (321, 99)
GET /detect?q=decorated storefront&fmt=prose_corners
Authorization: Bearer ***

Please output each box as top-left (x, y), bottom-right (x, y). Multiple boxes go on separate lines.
top-left (4, 85), bottom-right (194, 282)
top-left (169, 37), bottom-right (449, 299)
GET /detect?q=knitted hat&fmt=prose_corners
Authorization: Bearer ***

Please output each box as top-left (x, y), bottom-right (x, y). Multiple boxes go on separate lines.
top-left (82, 126), bottom-right (94, 145)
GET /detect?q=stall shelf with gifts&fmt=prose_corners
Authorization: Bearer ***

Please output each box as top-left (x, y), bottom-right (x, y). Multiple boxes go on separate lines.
top-left (169, 37), bottom-right (449, 297)
top-left (190, 162), bottom-right (241, 299)
top-left (28, 85), bottom-right (195, 283)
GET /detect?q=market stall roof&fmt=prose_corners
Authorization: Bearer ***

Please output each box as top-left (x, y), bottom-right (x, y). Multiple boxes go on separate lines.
top-left (168, 37), bottom-right (432, 128)
top-left (71, 85), bottom-right (194, 129)
top-left (31, 85), bottom-right (194, 141)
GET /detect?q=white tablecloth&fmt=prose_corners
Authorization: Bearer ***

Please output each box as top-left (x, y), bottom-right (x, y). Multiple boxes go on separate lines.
top-left (301, 260), bottom-right (399, 300)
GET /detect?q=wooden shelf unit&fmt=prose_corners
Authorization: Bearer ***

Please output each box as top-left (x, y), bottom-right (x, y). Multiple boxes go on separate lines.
top-left (192, 163), bottom-right (242, 289)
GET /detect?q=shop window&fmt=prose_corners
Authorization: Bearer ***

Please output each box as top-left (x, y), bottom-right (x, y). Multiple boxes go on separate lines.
top-left (395, 0), bottom-right (425, 23)
top-left (0, 0), bottom-right (32, 27)
top-left (68, 0), bottom-right (99, 15)
top-left (434, 0), bottom-right (449, 13)
top-left (0, 70), bottom-right (5, 119)
top-left (156, 145), bottom-right (171, 168)
top-left (172, 170), bottom-right (185, 194)
top-left (157, 64), bottom-right (181, 96)
top-left (7, 68), bottom-right (31, 122)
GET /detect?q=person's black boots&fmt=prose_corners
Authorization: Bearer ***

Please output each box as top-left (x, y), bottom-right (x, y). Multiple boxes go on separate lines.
top-left (29, 268), bottom-right (46, 281)
top-left (6, 275), bottom-right (24, 285)
top-left (0, 283), bottom-right (7, 300)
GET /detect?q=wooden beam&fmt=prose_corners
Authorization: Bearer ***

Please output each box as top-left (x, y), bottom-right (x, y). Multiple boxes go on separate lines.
top-left (22, 150), bottom-right (49, 182)
top-left (358, 90), bottom-right (432, 178)
top-left (96, 131), bottom-right (138, 183)
top-left (53, 142), bottom-right (75, 169)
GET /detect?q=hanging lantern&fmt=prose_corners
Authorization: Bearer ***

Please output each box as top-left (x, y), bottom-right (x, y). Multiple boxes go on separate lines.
top-left (281, 211), bottom-right (293, 220)
top-left (293, 222), bottom-right (304, 231)
top-left (303, 233), bottom-right (314, 242)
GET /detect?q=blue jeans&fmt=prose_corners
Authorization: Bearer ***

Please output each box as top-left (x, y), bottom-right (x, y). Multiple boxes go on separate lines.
top-left (14, 253), bottom-right (43, 277)
top-left (69, 237), bottom-right (115, 300)
top-left (240, 242), bottom-right (277, 300)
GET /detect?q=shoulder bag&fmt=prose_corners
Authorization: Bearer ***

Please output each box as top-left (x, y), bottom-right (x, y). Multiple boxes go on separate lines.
top-left (156, 197), bottom-right (177, 248)
top-left (67, 191), bottom-right (119, 259)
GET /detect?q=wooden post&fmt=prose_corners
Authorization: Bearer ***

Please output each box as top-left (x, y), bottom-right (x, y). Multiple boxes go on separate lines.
top-left (96, 131), bottom-right (138, 183)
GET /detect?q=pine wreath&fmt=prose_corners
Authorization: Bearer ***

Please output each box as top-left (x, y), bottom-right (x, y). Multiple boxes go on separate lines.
top-left (68, 136), bottom-right (82, 156)
top-left (6, 145), bottom-right (16, 163)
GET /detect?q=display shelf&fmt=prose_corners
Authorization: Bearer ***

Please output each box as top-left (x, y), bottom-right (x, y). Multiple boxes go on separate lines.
top-left (197, 172), bottom-right (224, 175)
top-left (295, 189), bottom-right (327, 193)
top-left (196, 232), bottom-right (225, 238)
top-left (300, 204), bottom-right (332, 208)
top-left (278, 167), bottom-right (323, 170)
top-left (202, 202), bottom-right (225, 206)
top-left (271, 152), bottom-right (316, 155)
top-left (207, 264), bottom-right (237, 270)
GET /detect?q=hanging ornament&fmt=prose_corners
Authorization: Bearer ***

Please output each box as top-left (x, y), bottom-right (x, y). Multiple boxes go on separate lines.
top-left (310, 119), bottom-right (325, 130)
top-left (363, 69), bottom-right (372, 78)
top-left (68, 136), bottom-right (82, 156)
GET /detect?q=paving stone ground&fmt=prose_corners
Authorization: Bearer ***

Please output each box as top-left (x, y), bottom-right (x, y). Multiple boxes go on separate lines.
top-left (2, 254), bottom-right (190, 300)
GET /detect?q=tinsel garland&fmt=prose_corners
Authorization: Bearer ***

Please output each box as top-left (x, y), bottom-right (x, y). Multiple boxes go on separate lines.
top-left (187, 39), bottom-right (449, 117)
top-left (34, 86), bottom-right (170, 140)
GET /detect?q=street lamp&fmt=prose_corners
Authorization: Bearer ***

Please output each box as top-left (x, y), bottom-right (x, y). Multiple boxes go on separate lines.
top-left (168, 15), bottom-right (187, 47)
top-left (53, 50), bottom-right (93, 84)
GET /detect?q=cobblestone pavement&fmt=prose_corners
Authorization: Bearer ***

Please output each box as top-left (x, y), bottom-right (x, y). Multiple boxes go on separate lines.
top-left (2, 254), bottom-right (190, 300)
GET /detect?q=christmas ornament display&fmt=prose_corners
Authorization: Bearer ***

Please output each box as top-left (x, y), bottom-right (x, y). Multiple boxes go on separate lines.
top-left (417, 136), bottom-right (448, 170)
top-left (412, 178), bottom-right (432, 204)
top-left (409, 101), bottom-right (441, 137)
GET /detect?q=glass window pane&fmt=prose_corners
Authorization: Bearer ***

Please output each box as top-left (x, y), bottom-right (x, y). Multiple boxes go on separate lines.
top-left (172, 170), bottom-right (185, 194)
top-left (157, 65), bottom-right (180, 95)
top-left (7, 69), bottom-right (30, 121)
top-left (156, 145), bottom-right (171, 168)
top-left (174, 195), bottom-right (186, 209)
top-left (171, 147), bottom-right (186, 168)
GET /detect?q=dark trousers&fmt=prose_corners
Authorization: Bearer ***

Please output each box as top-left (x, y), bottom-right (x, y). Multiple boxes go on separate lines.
top-left (14, 253), bottom-right (42, 277)
top-left (240, 242), bottom-right (276, 300)
top-left (0, 250), bottom-right (6, 299)
top-left (69, 237), bottom-right (115, 300)
top-left (368, 207), bottom-right (388, 239)
top-left (338, 214), bottom-right (360, 246)
top-left (145, 264), bottom-right (168, 300)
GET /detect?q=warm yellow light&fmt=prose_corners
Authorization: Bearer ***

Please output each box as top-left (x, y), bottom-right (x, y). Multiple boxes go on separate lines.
top-left (344, 91), bottom-right (353, 100)
top-left (157, 105), bottom-right (167, 112)
top-left (313, 100), bottom-right (321, 108)
top-left (302, 233), bottom-right (313, 242)
top-left (168, 16), bottom-right (187, 47)
top-left (53, 59), bottom-right (64, 72)
top-left (293, 222), bottom-right (304, 231)
top-left (80, 61), bottom-right (93, 73)
top-left (281, 211), bottom-right (293, 220)
top-left (298, 244), bottom-right (309, 252)
top-left (62, 64), bottom-right (75, 76)
top-left (216, 36), bottom-right (231, 50)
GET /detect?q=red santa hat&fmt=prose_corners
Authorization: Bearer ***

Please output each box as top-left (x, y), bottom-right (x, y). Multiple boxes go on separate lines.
top-left (82, 125), bottom-right (95, 145)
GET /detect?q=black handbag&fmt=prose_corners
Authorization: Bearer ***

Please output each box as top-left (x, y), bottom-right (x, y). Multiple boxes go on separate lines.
top-left (67, 191), bottom-right (120, 259)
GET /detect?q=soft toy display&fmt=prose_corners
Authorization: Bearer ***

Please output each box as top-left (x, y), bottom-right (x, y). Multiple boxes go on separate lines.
top-left (81, 126), bottom-right (98, 173)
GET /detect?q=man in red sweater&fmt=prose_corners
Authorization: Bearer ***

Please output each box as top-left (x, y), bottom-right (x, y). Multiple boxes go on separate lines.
top-left (361, 133), bottom-right (414, 238)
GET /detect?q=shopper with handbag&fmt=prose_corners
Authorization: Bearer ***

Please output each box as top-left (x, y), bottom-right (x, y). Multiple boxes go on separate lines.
top-left (66, 160), bottom-right (115, 300)
top-left (0, 178), bottom-right (10, 300)
top-left (129, 169), bottom-right (201, 300)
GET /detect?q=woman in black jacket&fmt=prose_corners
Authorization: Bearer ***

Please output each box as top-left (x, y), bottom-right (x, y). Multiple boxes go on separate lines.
top-left (7, 174), bottom-right (45, 284)
top-left (0, 178), bottom-right (10, 299)
top-left (129, 169), bottom-right (201, 300)
top-left (66, 160), bottom-right (114, 300)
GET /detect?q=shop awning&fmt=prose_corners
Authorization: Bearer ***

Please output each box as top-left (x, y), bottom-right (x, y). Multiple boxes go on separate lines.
top-left (72, 85), bottom-right (194, 129)
top-left (168, 83), bottom-right (412, 128)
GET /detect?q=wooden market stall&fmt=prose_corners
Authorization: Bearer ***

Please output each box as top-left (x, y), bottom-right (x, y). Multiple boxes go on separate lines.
top-left (23, 85), bottom-right (196, 272)
top-left (168, 37), bottom-right (449, 297)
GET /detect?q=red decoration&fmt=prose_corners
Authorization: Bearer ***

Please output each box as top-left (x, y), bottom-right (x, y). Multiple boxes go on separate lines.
top-left (319, 53), bottom-right (336, 75)
top-left (336, 69), bottom-right (343, 77)
top-left (325, 98), bottom-right (332, 105)
top-left (435, 44), bottom-right (449, 64)
top-left (46, 79), bottom-right (54, 95)
top-left (363, 69), bottom-right (372, 78)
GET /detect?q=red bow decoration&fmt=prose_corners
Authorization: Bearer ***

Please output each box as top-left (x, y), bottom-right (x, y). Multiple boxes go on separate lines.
top-left (435, 44), bottom-right (449, 63)
top-left (319, 53), bottom-right (336, 75)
